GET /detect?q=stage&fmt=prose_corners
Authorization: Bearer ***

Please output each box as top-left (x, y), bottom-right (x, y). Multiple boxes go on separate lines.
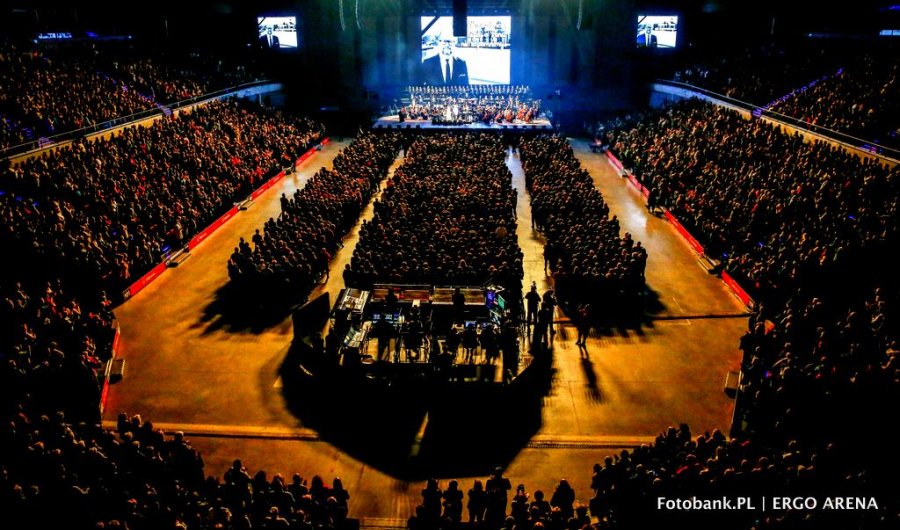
top-left (373, 114), bottom-right (554, 131)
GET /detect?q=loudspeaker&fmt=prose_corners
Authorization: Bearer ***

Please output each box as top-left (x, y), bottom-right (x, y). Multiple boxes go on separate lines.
top-left (453, 0), bottom-right (467, 37)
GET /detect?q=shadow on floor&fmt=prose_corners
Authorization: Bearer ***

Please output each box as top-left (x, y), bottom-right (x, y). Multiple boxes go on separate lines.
top-left (558, 284), bottom-right (667, 337)
top-left (280, 339), bottom-right (555, 480)
top-left (579, 354), bottom-right (602, 404)
top-left (197, 282), bottom-right (310, 335)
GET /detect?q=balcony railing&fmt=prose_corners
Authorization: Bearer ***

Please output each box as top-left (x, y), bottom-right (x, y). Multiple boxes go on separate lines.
top-left (2, 79), bottom-right (277, 159)
top-left (654, 79), bottom-right (900, 162)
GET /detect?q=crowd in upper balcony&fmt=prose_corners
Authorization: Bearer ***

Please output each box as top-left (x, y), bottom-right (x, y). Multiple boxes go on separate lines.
top-left (671, 43), bottom-right (900, 148)
top-left (0, 40), bottom-right (262, 150)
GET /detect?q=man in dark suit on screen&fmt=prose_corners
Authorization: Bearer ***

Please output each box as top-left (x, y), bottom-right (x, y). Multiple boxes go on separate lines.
top-left (260, 26), bottom-right (280, 49)
top-left (423, 35), bottom-right (469, 85)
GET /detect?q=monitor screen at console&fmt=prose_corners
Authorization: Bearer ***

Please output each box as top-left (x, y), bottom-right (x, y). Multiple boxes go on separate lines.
top-left (420, 16), bottom-right (511, 85)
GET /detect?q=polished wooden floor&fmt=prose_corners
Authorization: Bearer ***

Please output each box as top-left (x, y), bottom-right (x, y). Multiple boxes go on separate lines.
top-left (103, 137), bottom-right (747, 522)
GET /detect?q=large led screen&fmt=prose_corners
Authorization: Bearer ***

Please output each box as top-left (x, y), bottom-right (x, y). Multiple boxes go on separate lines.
top-left (420, 16), bottom-right (511, 85)
top-left (637, 15), bottom-right (678, 48)
top-left (258, 16), bottom-right (298, 49)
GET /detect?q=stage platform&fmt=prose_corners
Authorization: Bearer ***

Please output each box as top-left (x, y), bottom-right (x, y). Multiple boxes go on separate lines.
top-left (373, 115), bottom-right (553, 131)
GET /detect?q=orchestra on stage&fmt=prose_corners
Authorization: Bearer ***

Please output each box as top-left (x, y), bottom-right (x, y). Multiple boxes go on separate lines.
top-left (397, 85), bottom-right (542, 125)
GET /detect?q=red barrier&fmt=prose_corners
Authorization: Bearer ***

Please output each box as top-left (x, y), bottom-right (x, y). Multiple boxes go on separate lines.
top-left (112, 324), bottom-right (121, 353)
top-left (251, 174), bottom-right (276, 200)
top-left (295, 147), bottom-right (316, 166)
top-left (289, 137), bottom-right (327, 171)
top-left (269, 171), bottom-right (286, 187)
top-left (120, 140), bottom-right (328, 302)
top-left (606, 151), bottom-right (650, 198)
top-left (124, 261), bottom-right (167, 299)
top-left (99, 378), bottom-right (110, 414)
top-left (605, 150), bottom-right (624, 172)
top-left (663, 209), bottom-right (706, 255)
top-left (250, 185), bottom-right (266, 201)
top-left (189, 205), bottom-right (239, 250)
top-left (721, 271), bottom-right (754, 308)
top-left (606, 147), bottom-right (754, 309)
top-left (99, 324), bottom-right (121, 414)
top-left (627, 173), bottom-right (650, 198)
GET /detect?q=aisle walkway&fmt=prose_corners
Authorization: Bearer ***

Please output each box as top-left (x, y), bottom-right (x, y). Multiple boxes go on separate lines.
top-left (508, 140), bottom-right (748, 438)
top-left (542, 138), bottom-right (748, 436)
top-left (507, 146), bottom-right (552, 293)
top-left (310, 153), bottom-right (407, 333)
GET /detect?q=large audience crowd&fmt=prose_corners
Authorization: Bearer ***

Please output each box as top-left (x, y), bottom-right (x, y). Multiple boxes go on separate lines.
top-left (520, 136), bottom-right (646, 310)
top-left (407, 422), bottom-right (896, 529)
top-left (586, 425), bottom-right (895, 529)
top-left (605, 98), bottom-right (898, 395)
top-left (4, 386), bottom-right (352, 529)
top-left (587, 97), bottom-right (900, 526)
top-left (105, 50), bottom-right (260, 106)
top-left (228, 132), bottom-right (401, 303)
top-left (673, 44), bottom-right (900, 148)
top-left (739, 286), bottom-right (898, 445)
top-left (1, 41), bottom-right (348, 521)
top-left (347, 134), bottom-right (524, 292)
top-left (607, 99), bottom-right (898, 304)
top-left (1, 99), bottom-right (323, 292)
top-left (2, 35), bottom-right (898, 529)
top-left (0, 47), bottom-right (153, 147)
top-left (768, 54), bottom-right (900, 148)
top-left (1, 277), bottom-right (116, 421)
top-left (0, 40), bottom-right (262, 150)
top-left (672, 45), bottom-right (839, 106)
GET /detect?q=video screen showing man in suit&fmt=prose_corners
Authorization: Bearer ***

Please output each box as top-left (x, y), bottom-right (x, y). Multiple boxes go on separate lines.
top-left (257, 16), bottom-right (298, 50)
top-left (420, 16), bottom-right (510, 85)
top-left (636, 15), bottom-right (678, 48)
top-left (423, 36), bottom-right (470, 85)
top-left (260, 26), bottom-right (280, 49)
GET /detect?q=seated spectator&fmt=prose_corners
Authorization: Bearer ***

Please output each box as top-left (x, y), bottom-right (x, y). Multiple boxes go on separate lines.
top-left (520, 135), bottom-right (646, 311)
top-left (607, 99), bottom-right (897, 309)
top-left (349, 134), bottom-right (524, 293)
top-left (228, 131), bottom-right (400, 303)
top-left (1, 98), bottom-right (324, 294)
top-left (0, 275), bottom-right (116, 421)
top-left (0, 39), bottom-right (263, 151)
top-left (2, 409), bottom-right (350, 529)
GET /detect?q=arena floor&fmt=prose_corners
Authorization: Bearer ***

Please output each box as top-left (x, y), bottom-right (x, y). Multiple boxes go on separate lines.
top-left (103, 137), bottom-right (748, 523)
